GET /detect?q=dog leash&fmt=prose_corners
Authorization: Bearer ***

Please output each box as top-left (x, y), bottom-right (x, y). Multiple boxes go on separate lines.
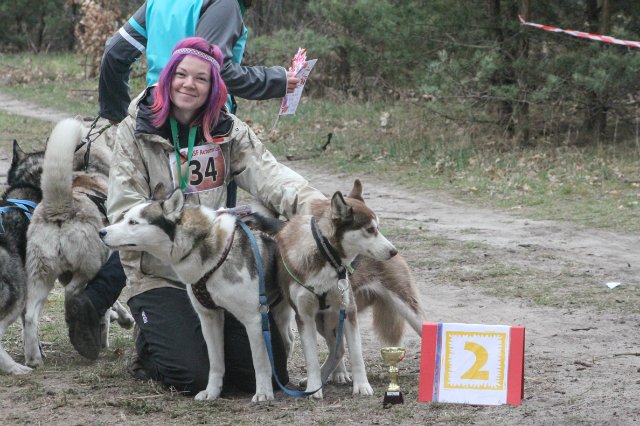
top-left (237, 219), bottom-right (346, 398)
top-left (75, 116), bottom-right (112, 172)
top-left (281, 250), bottom-right (349, 391)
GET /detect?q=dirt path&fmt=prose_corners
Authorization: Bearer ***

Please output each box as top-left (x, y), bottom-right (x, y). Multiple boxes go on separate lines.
top-left (1, 92), bottom-right (639, 424)
top-left (0, 92), bottom-right (72, 124)
top-left (300, 164), bottom-right (640, 425)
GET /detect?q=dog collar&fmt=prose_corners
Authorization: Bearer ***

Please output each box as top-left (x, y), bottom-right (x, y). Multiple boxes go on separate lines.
top-left (310, 216), bottom-right (349, 279)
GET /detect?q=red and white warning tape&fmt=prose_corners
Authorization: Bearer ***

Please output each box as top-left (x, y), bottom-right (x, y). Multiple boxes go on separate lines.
top-left (518, 15), bottom-right (640, 49)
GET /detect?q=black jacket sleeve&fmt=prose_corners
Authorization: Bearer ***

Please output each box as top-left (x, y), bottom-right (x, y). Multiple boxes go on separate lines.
top-left (98, 4), bottom-right (148, 123)
top-left (197, 0), bottom-right (287, 101)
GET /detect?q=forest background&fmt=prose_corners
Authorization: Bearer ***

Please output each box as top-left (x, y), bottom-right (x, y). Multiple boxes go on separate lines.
top-left (1, 0), bottom-right (640, 232)
top-left (4, 0), bottom-right (640, 145)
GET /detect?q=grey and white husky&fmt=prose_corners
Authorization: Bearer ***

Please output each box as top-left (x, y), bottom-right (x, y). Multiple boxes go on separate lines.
top-left (99, 187), bottom-right (279, 402)
top-left (22, 118), bottom-right (133, 367)
top-left (0, 141), bottom-right (43, 374)
top-left (270, 179), bottom-right (426, 399)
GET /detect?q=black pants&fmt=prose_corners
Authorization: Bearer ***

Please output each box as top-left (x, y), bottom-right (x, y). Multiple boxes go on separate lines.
top-left (127, 287), bottom-right (289, 396)
top-left (84, 251), bottom-right (127, 316)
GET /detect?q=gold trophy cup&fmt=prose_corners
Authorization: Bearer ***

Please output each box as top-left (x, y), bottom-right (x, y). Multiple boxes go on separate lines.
top-left (381, 347), bottom-right (406, 406)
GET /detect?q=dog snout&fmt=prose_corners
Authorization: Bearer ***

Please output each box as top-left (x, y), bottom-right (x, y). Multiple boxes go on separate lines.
top-left (389, 247), bottom-right (398, 258)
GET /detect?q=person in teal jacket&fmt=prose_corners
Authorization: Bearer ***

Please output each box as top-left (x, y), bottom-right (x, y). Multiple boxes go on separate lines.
top-left (99, 0), bottom-right (298, 122)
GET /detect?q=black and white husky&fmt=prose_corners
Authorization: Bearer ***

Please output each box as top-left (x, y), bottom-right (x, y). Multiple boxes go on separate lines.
top-left (271, 179), bottom-right (426, 399)
top-left (0, 141), bottom-right (43, 374)
top-left (99, 187), bottom-right (279, 402)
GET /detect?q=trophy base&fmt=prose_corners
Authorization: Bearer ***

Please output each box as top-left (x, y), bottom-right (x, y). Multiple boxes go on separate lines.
top-left (383, 391), bottom-right (404, 407)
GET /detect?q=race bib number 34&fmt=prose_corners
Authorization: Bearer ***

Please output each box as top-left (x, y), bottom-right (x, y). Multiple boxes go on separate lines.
top-left (169, 144), bottom-right (226, 194)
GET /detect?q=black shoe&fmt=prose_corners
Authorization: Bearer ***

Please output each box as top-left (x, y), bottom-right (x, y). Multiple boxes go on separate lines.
top-left (65, 293), bottom-right (102, 360)
top-left (127, 353), bottom-right (150, 381)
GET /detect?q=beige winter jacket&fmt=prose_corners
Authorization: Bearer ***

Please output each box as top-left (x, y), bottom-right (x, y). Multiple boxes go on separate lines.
top-left (107, 88), bottom-right (326, 298)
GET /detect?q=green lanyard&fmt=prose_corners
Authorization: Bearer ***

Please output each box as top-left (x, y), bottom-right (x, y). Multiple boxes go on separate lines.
top-left (170, 118), bottom-right (197, 192)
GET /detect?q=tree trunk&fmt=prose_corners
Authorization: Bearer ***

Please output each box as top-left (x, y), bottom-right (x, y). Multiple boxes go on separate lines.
top-left (335, 46), bottom-right (351, 95)
top-left (581, 0), bottom-right (611, 144)
top-left (33, 12), bottom-right (46, 53)
top-left (487, 0), bottom-right (516, 136)
top-left (515, 0), bottom-right (531, 146)
top-left (69, 2), bottom-right (80, 50)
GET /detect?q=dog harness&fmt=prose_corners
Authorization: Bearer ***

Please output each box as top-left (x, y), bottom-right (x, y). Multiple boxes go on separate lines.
top-left (280, 218), bottom-right (362, 310)
top-left (81, 191), bottom-right (108, 219)
top-left (280, 253), bottom-right (359, 310)
top-left (190, 219), bottom-right (284, 310)
top-left (0, 199), bottom-right (37, 228)
top-left (189, 224), bottom-right (236, 310)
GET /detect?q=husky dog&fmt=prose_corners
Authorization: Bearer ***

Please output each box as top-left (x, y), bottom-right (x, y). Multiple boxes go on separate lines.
top-left (0, 141), bottom-right (44, 374)
top-left (99, 187), bottom-right (279, 402)
top-left (22, 118), bottom-right (132, 367)
top-left (270, 179), bottom-right (426, 399)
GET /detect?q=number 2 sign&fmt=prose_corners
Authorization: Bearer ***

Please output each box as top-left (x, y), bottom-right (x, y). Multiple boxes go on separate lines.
top-left (418, 323), bottom-right (525, 406)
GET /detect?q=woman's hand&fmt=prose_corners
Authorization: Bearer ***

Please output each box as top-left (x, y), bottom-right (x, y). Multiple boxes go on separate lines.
top-left (286, 70), bottom-right (300, 93)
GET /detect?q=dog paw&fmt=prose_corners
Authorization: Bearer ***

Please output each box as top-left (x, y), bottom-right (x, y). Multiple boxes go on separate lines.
top-left (252, 391), bottom-right (274, 402)
top-left (352, 381), bottom-right (374, 396)
top-left (7, 362), bottom-right (32, 375)
top-left (115, 315), bottom-right (135, 329)
top-left (194, 388), bottom-right (221, 401)
top-left (331, 371), bottom-right (352, 384)
top-left (116, 311), bottom-right (135, 329)
top-left (24, 355), bottom-right (43, 368)
top-left (308, 389), bottom-right (323, 400)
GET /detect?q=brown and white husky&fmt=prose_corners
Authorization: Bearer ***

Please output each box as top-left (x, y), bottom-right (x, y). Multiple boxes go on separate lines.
top-left (270, 179), bottom-right (426, 399)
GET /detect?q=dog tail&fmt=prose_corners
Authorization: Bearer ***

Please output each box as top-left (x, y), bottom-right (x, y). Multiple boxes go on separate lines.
top-left (242, 212), bottom-right (286, 235)
top-left (354, 257), bottom-right (426, 346)
top-left (40, 118), bottom-right (82, 221)
top-left (362, 291), bottom-right (407, 346)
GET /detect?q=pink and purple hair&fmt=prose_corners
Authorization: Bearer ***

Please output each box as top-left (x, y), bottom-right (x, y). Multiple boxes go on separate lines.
top-left (151, 37), bottom-right (228, 143)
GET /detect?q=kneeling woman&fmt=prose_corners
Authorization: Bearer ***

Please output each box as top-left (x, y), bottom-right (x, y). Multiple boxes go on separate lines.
top-left (106, 36), bottom-right (325, 395)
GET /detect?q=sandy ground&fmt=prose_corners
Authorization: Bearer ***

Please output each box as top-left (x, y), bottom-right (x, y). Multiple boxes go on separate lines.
top-left (0, 93), bottom-right (639, 425)
top-left (299, 165), bottom-right (640, 425)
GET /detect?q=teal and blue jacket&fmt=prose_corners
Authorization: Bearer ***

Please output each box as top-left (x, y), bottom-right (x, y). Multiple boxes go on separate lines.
top-left (99, 0), bottom-right (287, 122)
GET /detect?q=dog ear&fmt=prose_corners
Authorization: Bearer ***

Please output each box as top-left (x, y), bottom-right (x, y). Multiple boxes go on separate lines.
top-left (331, 191), bottom-right (353, 221)
top-left (11, 140), bottom-right (26, 165)
top-left (162, 188), bottom-right (184, 222)
top-left (347, 179), bottom-right (364, 201)
top-left (151, 183), bottom-right (168, 201)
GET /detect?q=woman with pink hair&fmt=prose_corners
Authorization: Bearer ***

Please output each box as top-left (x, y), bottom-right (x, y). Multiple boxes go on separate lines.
top-left (105, 36), bottom-right (325, 396)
